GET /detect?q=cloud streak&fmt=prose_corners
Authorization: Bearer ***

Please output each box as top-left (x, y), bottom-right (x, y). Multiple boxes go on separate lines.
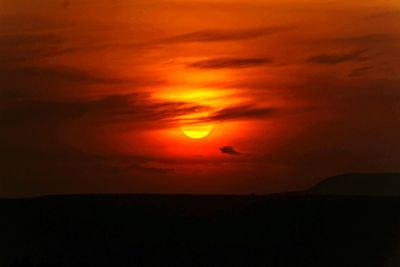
top-left (0, 32), bottom-right (80, 64)
top-left (306, 49), bottom-right (368, 64)
top-left (0, 93), bottom-right (209, 128)
top-left (0, 64), bottom-right (165, 100)
top-left (0, 65), bottom-right (124, 85)
top-left (348, 66), bottom-right (374, 77)
top-left (209, 105), bottom-right (276, 121)
top-left (161, 26), bottom-right (288, 43)
top-left (187, 57), bottom-right (273, 69)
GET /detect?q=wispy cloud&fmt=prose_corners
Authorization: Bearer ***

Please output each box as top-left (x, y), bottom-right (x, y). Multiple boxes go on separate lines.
top-left (327, 34), bottom-right (399, 45)
top-left (348, 66), bottom-right (374, 77)
top-left (0, 64), bottom-right (165, 100)
top-left (366, 10), bottom-right (400, 19)
top-left (0, 32), bottom-right (75, 63)
top-left (209, 105), bottom-right (276, 121)
top-left (161, 26), bottom-right (289, 43)
top-left (0, 65), bottom-right (124, 85)
top-left (187, 57), bottom-right (273, 69)
top-left (0, 93), bottom-right (209, 128)
top-left (306, 49), bottom-right (368, 64)
top-left (176, 105), bottom-right (279, 125)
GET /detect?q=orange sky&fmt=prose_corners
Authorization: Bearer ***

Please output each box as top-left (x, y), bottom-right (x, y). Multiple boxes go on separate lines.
top-left (1, 0), bottom-right (400, 197)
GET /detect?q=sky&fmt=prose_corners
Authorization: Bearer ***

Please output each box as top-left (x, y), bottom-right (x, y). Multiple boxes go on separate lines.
top-left (1, 0), bottom-right (400, 197)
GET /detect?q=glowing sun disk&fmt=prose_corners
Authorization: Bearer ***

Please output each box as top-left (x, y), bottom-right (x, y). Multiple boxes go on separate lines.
top-left (181, 124), bottom-right (213, 139)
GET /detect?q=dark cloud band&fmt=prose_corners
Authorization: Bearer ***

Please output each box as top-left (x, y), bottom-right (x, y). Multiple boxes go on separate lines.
top-left (187, 57), bottom-right (273, 69)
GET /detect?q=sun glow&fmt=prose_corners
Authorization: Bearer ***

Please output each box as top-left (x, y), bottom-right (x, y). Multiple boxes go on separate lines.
top-left (181, 123), bottom-right (214, 139)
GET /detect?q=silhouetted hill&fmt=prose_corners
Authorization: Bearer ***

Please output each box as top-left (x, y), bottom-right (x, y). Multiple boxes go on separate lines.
top-left (308, 173), bottom-right (400, 196)
top-left (1, 189), bottom-right (400, 266)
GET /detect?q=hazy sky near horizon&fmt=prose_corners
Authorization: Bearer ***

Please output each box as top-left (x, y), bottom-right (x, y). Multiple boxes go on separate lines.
top-left (1, 0), bottom-right (400, 197)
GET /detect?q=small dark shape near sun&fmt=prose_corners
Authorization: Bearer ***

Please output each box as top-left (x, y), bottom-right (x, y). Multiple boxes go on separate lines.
top-left (220, 146), bottom-right (241, 155)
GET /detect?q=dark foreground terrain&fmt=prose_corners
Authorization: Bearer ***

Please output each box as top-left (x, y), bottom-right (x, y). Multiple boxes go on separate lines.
top-left (1, 192), bottom-right (400, 267)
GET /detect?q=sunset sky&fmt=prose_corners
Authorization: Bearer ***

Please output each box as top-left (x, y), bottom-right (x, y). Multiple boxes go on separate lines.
top-left (1, 0), bottom-right (400, 197)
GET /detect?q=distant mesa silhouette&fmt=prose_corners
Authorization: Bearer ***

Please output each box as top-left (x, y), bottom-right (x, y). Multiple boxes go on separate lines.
top-left (308, 173), bottom-right (400, 196)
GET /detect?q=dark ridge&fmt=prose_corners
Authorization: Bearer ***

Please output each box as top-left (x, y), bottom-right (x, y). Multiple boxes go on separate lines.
top-left (308, 173), bottom-right (400, 196)
top-left (1, 174), bottom-right (400, 266)
top-left (1, 192), bottom-right (400, 266)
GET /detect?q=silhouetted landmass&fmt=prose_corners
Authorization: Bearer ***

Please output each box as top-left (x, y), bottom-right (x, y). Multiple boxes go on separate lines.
top-left (1, 173), bottom-right (400, 266)
top-left (309, 173), bottom-right (400, 196)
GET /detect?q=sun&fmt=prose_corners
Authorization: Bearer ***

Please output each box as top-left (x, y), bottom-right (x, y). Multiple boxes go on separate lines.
top-left (181, 123), bottom-right (214, 139)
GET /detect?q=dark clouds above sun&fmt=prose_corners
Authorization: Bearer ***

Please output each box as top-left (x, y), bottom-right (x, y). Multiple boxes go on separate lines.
top-left (1, 0), bottom-right (400, 197)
